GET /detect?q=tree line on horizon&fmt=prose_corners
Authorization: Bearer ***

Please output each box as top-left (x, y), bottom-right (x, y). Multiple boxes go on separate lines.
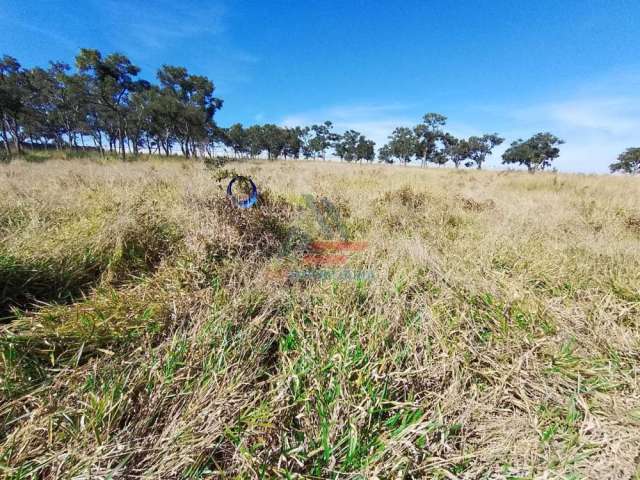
top-left (1, 49), bottom-right (638, 173)
top-left (0, 49), bottom-right (376, 163)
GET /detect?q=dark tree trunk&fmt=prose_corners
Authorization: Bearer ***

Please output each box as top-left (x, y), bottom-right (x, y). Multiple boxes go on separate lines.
top-left (14, 135), bottom-right (22, 155)
top-left (93, 131), bottom-right (104, 157)
top-left (1, 116), bottom-right (12, 156)
top-left (117, 121), bottom-right (126, 160)
top-left (10, 119), bottom-right (22, 155)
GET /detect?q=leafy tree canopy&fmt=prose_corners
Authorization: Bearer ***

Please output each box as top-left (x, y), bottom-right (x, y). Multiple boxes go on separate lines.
top-left (387, 127), bottom-right (416, 165)
top-left (502, 132), bottom-right (563, 172)
top-left (610, 147), bottom-right (640, 174)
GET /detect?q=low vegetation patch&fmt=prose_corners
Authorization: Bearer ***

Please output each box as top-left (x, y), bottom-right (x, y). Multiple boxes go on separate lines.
top-left (626, 214), bottom-right (640, 233)
top-left (458, 195), bottom-right (496, 212)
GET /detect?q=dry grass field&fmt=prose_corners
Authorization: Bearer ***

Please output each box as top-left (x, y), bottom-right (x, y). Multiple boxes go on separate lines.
top-left (1, 156), bottom-right (640, 479)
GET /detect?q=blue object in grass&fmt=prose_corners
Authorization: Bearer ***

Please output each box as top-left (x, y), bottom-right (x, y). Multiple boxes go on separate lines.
top-left (227, 176), bottom-right (258, 208)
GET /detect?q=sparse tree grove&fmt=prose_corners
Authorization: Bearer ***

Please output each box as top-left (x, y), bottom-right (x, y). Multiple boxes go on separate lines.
top-left (379, 114), bottom-right (505, 169)
top-left (0, 51), bottom-right (377, 162)
top-left (2, 49), bottom-right (636, 172)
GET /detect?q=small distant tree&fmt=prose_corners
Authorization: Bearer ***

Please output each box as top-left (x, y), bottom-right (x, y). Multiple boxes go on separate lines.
top-left (502, 132), bottom-right (563, 172)
top-left (334, 131), bottom-right (375, 163)
top-left (225, 123), bottom-right (246, 157)
top-left (388, 127), bottom-right (416, 165)
top-left (335, 129), bottom-right (360, 161)
top-left (245, 124), bottom-right (263, 157)
top-left (299, 126), bottom-right (313, 159)
top-left (309, 121), bottom-right (338, 159)
top-left (610, 148), bottom-right (640, 174)
top-left (356, 135), bottom-right (375, 163)
top-left (444, 136), bottom-right (470, 168)
top-left (282, 127), bottom-right (303, 159)
top-left (466, 133), bottom-right (504, 169)
top-left (260, 124), bottom-right (287, 159)
top-left (414, 113), bottom-right (448, 167)
top-left (378, 144), bottom-right (392, 164)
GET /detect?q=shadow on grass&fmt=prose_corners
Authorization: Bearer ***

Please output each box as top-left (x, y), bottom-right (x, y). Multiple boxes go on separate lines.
top-left (0, 254), bottom-right (103, 320)
top-left (1, 218), bottom-right (182, 319)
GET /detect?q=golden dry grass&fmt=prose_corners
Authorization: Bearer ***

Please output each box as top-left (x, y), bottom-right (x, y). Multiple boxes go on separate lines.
top-left (1, 156), bottom-right (640, 479)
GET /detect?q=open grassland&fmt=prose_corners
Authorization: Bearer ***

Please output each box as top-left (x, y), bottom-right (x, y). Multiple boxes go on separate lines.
top-left (1, 157), bottom-right (640, 479)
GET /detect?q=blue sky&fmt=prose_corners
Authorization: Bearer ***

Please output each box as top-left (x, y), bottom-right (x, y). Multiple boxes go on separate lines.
top-left (1, 0), bottom-right (639, 172)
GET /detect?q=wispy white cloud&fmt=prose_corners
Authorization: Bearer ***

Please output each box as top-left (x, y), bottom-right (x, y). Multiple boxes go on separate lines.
top-left (468, 70), bottom-right (640, 172)
top-left (86, 0), bottom-right (258, 90)
top-left (1, 17), bottom-right (76, 52)
top-left (504, 98), bottom-right (639, 172)
top-left (0, 7), bottom-right (79, 56)
top-left (546, 97), bottom-right (640, 136)
top-left (94, 0), bottom-right (227, 51)
top-left (512, 95), bottom-right (640, 138)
